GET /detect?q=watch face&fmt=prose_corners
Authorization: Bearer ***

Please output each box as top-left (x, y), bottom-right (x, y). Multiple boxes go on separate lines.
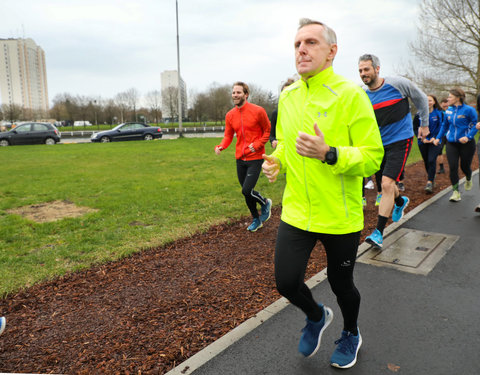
top-left (326, 147), bottom-right (337, 164)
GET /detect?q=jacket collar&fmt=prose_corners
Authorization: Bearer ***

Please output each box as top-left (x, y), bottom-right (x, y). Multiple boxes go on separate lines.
top-left (235, 101), bottom-right (251, 111)
top-left (301, 66), bottom-right (334, 88)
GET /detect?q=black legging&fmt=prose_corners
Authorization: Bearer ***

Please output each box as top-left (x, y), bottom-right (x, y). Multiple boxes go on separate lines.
top-left (236, 159), bottom-right (267, 218)
top-left (446, 140), bottom-right (476, 187)
top-left (419, 142), bottom-right (442, 182)
top-left (275, 221), bottom-right (361, 333)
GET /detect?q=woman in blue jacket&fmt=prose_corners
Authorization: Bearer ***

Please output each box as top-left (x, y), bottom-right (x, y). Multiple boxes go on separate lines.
top-left (415, 95), bottom-right (444, 193)
top-left (434, 88), bottom-right (478, 202)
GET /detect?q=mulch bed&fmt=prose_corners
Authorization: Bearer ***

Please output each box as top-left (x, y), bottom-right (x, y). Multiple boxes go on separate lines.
top-left (0, 159), bottom-right (478, 374)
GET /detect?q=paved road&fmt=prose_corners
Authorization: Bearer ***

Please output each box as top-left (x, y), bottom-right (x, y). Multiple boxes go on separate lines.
top-left (60, 133), bottom-right (223, 144)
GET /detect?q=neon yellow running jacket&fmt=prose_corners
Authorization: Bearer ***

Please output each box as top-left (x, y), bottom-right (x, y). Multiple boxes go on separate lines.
top-left (271, 67), bottom-right (384, 234)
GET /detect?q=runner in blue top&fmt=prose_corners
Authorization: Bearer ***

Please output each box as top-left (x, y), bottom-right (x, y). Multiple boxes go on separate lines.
top-left (0, 316), bottom-right (5, 336)
top-left (433, 88), bottom-right (478, 202)
top-left (358, 54), bottom-right (429, 249)
top-left (413, 94), bottom-right (444, 193)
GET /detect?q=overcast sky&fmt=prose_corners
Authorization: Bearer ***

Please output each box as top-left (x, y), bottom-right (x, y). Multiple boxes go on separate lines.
top-left (2, 0), bottom-right (421, 105)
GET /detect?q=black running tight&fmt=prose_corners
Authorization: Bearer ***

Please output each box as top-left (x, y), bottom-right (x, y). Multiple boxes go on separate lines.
top-left (236, 159), bottom-right (267, 218)
top-left (446, 140), bottom-right (476, 186)
top-left (275, 221), bottom-right (361, 333)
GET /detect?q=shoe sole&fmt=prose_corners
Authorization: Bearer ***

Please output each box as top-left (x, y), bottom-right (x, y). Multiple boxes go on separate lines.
top-left (0, 317), bottom-right (5, 336)
top-left (307, 306), bottom-right (334, 358)
top-left (331, 333), bottom-right (363, 369)
top-left (365, 237), bottom-right (382, 249)
top-left (449, 197), bottom-right (461, 202)
top-left (260, 199), bottom-right (272, 223)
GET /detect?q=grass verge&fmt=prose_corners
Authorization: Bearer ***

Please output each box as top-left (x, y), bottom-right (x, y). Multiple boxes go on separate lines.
top-left (0, 138), bottom-right (285, 296)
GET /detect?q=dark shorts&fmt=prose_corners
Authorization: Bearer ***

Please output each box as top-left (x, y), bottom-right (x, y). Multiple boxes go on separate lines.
top-left (379, 138), bottom-right (413, 182)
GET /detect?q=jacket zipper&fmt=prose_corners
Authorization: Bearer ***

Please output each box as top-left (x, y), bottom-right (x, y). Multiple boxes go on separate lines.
top-left (240, 108), bottom-right (246, 160)
top-left (303, 82), bottom-right (312, 230)
top-left (453, 106), bottom-right (458, 140)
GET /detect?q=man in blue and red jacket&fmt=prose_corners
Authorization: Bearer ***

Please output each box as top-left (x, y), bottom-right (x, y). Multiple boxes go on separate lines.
top-left (358, 54), bottom-right (429, 249)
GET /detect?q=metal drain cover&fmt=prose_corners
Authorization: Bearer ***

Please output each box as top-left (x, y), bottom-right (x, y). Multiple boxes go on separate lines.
top-left (358, 228), bottom-right (459, 275)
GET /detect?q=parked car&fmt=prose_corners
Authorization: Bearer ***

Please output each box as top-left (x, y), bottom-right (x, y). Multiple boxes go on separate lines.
top-left (74, 120), bottom-right (92, 126)
top-left (0, 122), bottom-right (61, 146)
top-left (91, 122), bottom-right (163, 143)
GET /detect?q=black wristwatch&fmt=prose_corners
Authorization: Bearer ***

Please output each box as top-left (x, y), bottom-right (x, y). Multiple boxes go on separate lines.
top-left (324, 146), bottom-right (338, 165)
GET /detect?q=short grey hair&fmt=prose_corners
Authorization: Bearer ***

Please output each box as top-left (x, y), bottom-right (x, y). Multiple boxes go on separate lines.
top-left (298, 18), bottom-right (337, 44)
top-left (358, 54), bottom-right (380, 70)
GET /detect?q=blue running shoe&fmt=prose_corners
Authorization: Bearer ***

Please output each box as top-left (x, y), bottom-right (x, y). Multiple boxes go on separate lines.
top-left (330, 329), bottom-right (362, 368)
top-left (375, 193), bottom-right (382, 206)
top-left (365, 229), bottom-right (383, 249)
top-left (0, 317), bottom-right (5, 336)
top-left (298, 304), bottom-right (333, 357)
top-left (392, 196), bottom-right (409, 222)
top-left (259, 198), bottom-right (272, 223)
top-left (247, 218), bottom-right (263, 232)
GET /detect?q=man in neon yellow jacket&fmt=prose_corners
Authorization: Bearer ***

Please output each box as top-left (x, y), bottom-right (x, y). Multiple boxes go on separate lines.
top-left (262, 18), bottom-right (383, 369)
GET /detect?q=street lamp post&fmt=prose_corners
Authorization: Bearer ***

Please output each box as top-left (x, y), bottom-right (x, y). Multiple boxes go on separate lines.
top-left (94, 100), bottom-right (98, 130)
top-left (176, 0), bottom-right (183, 137)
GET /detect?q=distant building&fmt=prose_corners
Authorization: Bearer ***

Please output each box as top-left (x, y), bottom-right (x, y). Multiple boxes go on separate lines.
top-left (161, 70), bottom-right (187, 121)
top-left (0, 38), bottom-right (49, 113)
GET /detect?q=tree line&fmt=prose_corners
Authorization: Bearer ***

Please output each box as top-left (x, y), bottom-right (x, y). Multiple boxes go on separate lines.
top-left (0, 83), bottom-right (279, 126)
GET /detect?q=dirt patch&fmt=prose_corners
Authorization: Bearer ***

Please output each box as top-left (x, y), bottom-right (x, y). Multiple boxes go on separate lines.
top-left (0, 159), bottom-right (478, 374)
top-left (6, 200), bottom-right (98, 223)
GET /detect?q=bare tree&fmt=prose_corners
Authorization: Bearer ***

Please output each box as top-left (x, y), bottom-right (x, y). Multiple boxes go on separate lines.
top-left (248, 84), bottom-right (277, 117)
top-left (189, 90), bottom-right (209, 123)
top-left (1, 103), bottom-right (23, 123)
top-left (103, 99), bottom-right (119, 125)
top-left (115, 91), bottom-right (130, 123)
top-left (410, 0), bottom-right (480, 97)
top-left (124, 88), bottom-right (140, 122)
top-left (145, 90), bottom-right (162, 124)
top-left (162, 86), bottom-right (178, 121)
top-left (206, 83), bottom-right (231, 124)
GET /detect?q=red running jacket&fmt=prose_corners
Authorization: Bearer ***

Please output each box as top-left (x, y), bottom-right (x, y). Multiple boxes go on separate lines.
top-left (216, 101), bottom-right (271, 161)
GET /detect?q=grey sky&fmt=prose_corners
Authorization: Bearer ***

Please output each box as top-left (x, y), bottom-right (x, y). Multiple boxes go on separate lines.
top-left (2, 0), bottom-right (421, 104)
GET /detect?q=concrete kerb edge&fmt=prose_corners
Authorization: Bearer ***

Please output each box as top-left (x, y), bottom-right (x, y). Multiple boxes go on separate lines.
top-left (164, 296), bottom-right (292, 375)
top-left (166, 171), bottom-right (478, 375)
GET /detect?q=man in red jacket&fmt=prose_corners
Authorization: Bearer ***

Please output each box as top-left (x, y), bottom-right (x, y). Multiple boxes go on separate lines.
top-left (215, 81), bottom-right (272, 232)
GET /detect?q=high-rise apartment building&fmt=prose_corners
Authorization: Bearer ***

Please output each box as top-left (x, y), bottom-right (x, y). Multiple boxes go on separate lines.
top-left (161, 70), bottom-right (187, 120)
top-left (0, 38), bottom-right (49, 113)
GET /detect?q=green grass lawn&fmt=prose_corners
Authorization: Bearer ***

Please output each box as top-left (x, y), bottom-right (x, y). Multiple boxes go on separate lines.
top-left (0, 138), bottom-right (285, 296)
top-left (0, 138), bottom-right (423, 297)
